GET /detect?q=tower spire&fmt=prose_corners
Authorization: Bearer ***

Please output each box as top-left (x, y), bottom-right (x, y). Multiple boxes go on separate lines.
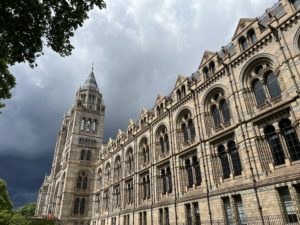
top-left (82, 68), bottom-right (99, 91)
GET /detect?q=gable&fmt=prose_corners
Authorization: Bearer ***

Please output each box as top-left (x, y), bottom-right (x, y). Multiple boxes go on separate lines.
top-left (232, 18), bottom-right (256, 39)
top-left (155, 94), bottom-right (164, 105)
top-left (174, 75), bottom-right (186, 89)
top-left (198, 50), bottom-right (216, 69)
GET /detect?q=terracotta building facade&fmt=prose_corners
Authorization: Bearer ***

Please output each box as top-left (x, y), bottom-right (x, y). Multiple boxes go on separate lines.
top-left (35, 0), bottom-right (300, 224)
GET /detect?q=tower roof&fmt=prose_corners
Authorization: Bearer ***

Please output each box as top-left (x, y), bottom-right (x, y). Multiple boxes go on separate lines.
top-left (82, 71), bottom-right (99, 91)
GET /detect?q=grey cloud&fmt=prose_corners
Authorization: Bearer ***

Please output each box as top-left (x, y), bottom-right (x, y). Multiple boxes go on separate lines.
top-left (0, 0), bottom-right (276, 206)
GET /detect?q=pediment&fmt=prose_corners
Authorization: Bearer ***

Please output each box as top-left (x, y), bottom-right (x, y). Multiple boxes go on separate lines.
top-left (174, 75), bottom-right (186, 88)
top-left (198, 50), bottom-right (216, 69)
top-left (155, 94), bottom-right (164, 105)
top-left (232, 18), bottom-right (256, 39)
top-left (128, 119), bottom-right (134, 127)
top-left (140, 107), bottom-right (147, 117)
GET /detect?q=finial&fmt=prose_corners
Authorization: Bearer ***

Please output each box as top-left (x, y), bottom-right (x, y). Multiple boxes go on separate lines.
top-left (92, 62), bottom-right (94, 72)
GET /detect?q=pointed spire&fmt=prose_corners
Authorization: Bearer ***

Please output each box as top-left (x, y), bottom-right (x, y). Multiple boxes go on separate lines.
top-left (82, 67), bottom-right (99, 91)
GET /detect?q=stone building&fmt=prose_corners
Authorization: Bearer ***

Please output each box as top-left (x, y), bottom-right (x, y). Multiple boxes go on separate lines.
top-left (35, 0), bottom-right (300, 224)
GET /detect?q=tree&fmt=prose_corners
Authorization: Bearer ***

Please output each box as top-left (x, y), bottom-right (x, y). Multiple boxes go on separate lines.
top-left (0, 0), bottom-right (106, 110)
top-left (18, 203), bottom-right (36, 217)
top-left (0, 179), bottom-right (13, 211)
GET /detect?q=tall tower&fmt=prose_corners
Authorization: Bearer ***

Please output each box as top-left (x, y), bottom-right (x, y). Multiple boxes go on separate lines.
top-left (35, 70), bottom-right (105, 225)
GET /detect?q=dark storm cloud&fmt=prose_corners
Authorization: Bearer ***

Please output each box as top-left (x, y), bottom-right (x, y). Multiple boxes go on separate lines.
top-left (0, 0), bottom-right (276, 207)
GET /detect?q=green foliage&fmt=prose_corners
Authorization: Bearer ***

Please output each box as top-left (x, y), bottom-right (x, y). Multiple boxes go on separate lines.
top-left (9, 213), bottom-right (30, 225)
top-left (0, 210), bottom-right (13, 225)
top-left (0, 0), bottom-right (106, 110)
top-left (18, 203), bottom-right (36, 217)
top-left (0, 179), bottom-right (13, 211)
top-left (29, 218), bottom-right (56, 225)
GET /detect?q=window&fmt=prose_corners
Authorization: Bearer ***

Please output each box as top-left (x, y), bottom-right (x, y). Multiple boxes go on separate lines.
top-left (234, 195), bottom-right (246, 225)
top-left (193, 202), bottom-right (201, 225)
top-left (73, 197), bottom-right (85, 215)
top-left (97, 169), bottom-right (102, 189)
top-left (103, 189), bottom-right (109, 211)
top-left (211, 105), bottom-right (221, 128)
top-left (114, 156), bottom-right (122, 181)
top-left (278, 187), bottom-right (298, 223)
top-left (177, 111), bottom-right (196, 145)
top-left (247, 29), bottom-right (257, 44)
top-left (140, 138), bottom-right (150, 165)
top-left (266, 72), bottom-right (281, 99)
top-left (209, 61), bottom-right (215, 75)
top-left (113, 186), bottom-right (121, 208)
top-left (126, 148), bottom-right (134, 175)
top-left (139, 211), bottom-right (147, 225)
top-left (159, 207), bottom-right (170, 225)
top-left (239, 36), bottom-right (248, 51)
top-left (203, 67), bottom-right (209, 79)
top-left (92, 120), bottom-right (97, 131)
top-left (223, 197), bottom-right (233, 225)
top-left (183, 155), bottom-right (202, 189)
top-left (80, 119), bottom-right (85, 130)
top-left (279, 119), bottom-right (300, 161)
top-left (185, 204), bottom-right (192, 225)
top-left (185, 202), bottom-right (201, 225)
top-left (80, 150), bottom-right (91, 161)
top-left (77, 172), bottom-right (88, 189)
top-left (264, 125), bottom-right (285, 165)
top-left (141, 174), bottom-right (150, 200)
top-left (126, 179), bottom-right (134, 205)
top-left (252, 79), bottom-right (266, 106)
top-left (105, 163), bottom-right (111, 185)
top-left (86, 120), bottom-right (91, 132)
top-left (181, 85), bottom-right (186, 97)
top-left (176, 89), bottom-right (182, 101)
top-left (220, 100), bottom-right (231, 124)
top-left (160, 166), bottom-right (172, 195)
top-left (228, 141), bottom-right (242, 176)
top-left (156, 126), bottom-right (170, 157)
top-left (124, 215), bottom-right (130, 225)
top-left (218, 145), bottom-right (231, 179)
top-left (111, 217), bottom-right (116, 225)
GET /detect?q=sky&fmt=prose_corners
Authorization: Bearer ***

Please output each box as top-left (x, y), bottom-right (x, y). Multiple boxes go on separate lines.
top-left (0, 0), bottom-right (276, 208)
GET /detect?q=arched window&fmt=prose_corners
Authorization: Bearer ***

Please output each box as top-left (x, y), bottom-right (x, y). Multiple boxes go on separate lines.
top-left (228, 141), bottom-right (242, 176)
top-left (114, 156), bottom-right (122, 181)
top-left (203, 67), bottom-right (209, 79)
top-left (279, 119), bottom-right (300, 162)
top-left (218, 145), bottom-right (230, 179)
top-left (181, 86), bottom-right (186, 97)
top-left (192, 156), bottom-right (202, 186)
top-left (140, 139), bottom-right (150, 164)
top-left (291, 0), bottom-right (300, 10)
top-left (162, 169), bottom-right (167, 194)
top-left (176, 89), bottom-right (181, 101)
top-left (266, 72), bottom-right (281, 99)
top-left (182, 123), bottom-right (189, 143)
top-left (252, 79), bottom-right (266, 106)
top-left (92, 120), bottom-right (97, 131)
top-left (185, 159), bottom-right (193, 188)
top-left (211, 105), bottom-right (221, 128)
top-left (156, 106), bottom-right (160, 116)
top-left (239, 36), bottom-right (248, 51)
top-left (74, 198), bottom-right (80, 214)
top-left (167, 167), bottom-right (172, 193)
top-left (264, 125), bottom-right (285, 165)
top-left (160, 137), bottom-right (165, 154)
top-left (157, 126), bottom-right (170, 157)
top-left (86, 120), bottom-right (91, 132)
top-left (188, 119), bottom-right (196, 140)
top-left (209, 61), bottom-right (215, 75)
top-left (126, 148), bottom-right (134, 174)
top-left (105, 164), bottom-right (111, 185)
top-left (80, 119), bottom-right (85, 131)
top-left (79, 198), bottom-right (85, 214)
top-left (98, 169), bottom-right (102, 189)
top-left (80, 150), bottom-right (85, 160)
top-left (178, 111), bottom-right (196, 145)
top-left (86, 150), bottom-right (91, 161)
top-left (247, 29), bottom-right (257, 44)
top-left (220, 100), bottom-right (231, 124)
top-left (76, 172), bottom-right (88, 189)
